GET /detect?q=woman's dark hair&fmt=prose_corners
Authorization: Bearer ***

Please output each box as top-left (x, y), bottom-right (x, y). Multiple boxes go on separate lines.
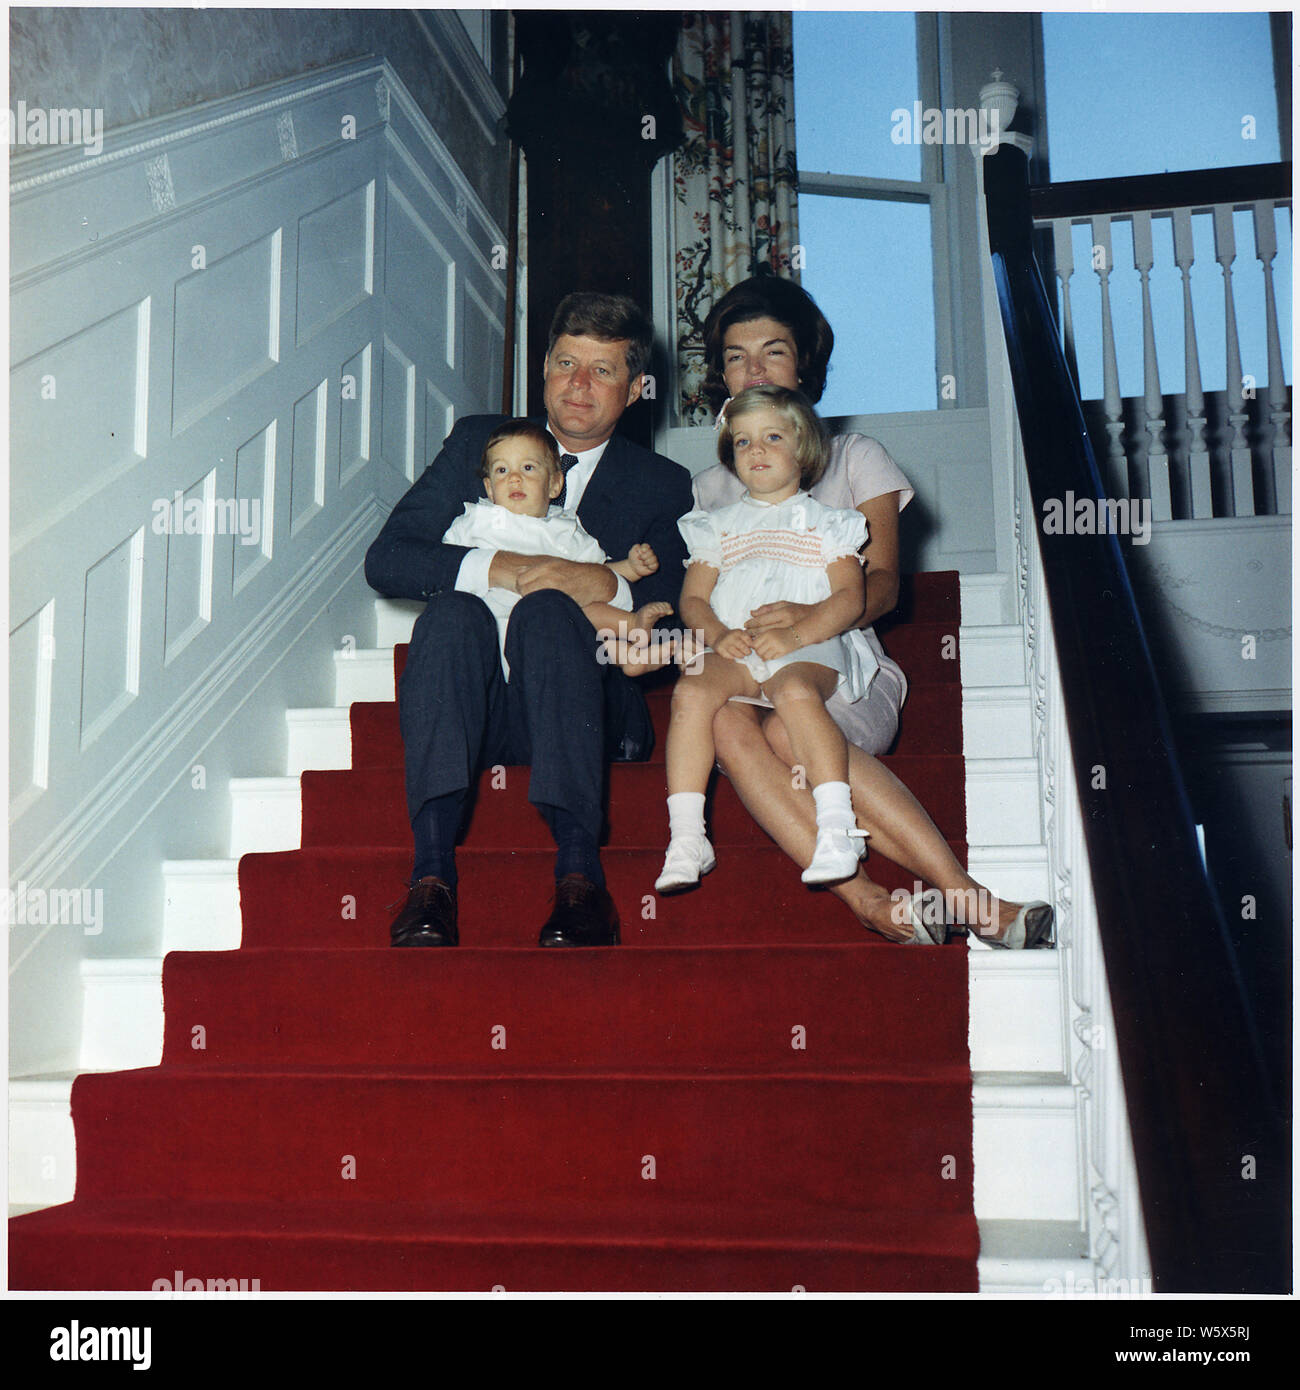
top-left (700, 275), bottom-right (835, 412)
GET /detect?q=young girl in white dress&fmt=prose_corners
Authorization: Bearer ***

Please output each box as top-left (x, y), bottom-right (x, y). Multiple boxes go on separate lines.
top-left (441, 419), bottom-right (671, 674)
top-left (657, 385), bottom-right (876, 892)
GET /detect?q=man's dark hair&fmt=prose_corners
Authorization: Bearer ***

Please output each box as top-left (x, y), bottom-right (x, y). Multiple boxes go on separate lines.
top-left (546, 292), bottom-right (654, 381)
top-left (479, 418), bottom-right (561, 479)
top-left (701, 275), bottom-right (835, 412)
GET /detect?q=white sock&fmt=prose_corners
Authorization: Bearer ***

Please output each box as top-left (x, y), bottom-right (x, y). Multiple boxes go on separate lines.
top-left (812, 781), bottom-right (856, 833)
top-left (667, 792), bottom-right (707, 841)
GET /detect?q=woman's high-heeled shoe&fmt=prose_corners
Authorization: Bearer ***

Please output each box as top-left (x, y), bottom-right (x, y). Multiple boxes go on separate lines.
top-left (981, 901), bottom-right (1055, 949)
top-left (898, 891), bottom-right (949, 946)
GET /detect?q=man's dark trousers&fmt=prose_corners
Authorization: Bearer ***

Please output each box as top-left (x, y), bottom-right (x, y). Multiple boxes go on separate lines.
top-left (398, 587), bottom-right (654, 837)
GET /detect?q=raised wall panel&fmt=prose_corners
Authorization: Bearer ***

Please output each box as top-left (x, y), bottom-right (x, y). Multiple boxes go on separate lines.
top-left (233, 422), bottom-right (277, 594)
top-left (425, 380), bottom-right (454, 461)
top-left (172, 230), bottom-right (282, 433)
top-left (381, 338), bottom-right (416, 479)
top-left (384, 180), bottom-right (454, 368)
top-left (10, 299), bottom-right (149, 553)
top-left (340, 343), bottom-right (373, 487)
top-left (162, 470), bottom-right (217, 664)
top-left (296, 180), bottom-right (376, 346)
top-left (291, 380), bottom-right (329, 535)
top-left (464, 281), bottom-right (503, 415)
top-left (9, 601), bottom-right (56, 813)
top-left (80, 528), bottom-right (144, 748)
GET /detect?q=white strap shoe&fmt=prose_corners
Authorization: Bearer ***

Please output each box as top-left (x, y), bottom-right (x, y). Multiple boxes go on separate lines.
top-left (801, 826), bottom-right (869, 885)
top-left (655, 835), bottom-right (717, 893)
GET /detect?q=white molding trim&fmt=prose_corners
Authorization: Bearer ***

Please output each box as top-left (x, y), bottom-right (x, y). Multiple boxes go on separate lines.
top-left (9, 499), bottom-right (383, 969)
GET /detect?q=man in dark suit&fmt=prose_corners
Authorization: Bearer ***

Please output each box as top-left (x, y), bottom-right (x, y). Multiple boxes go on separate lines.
top-left (365, 292), bottom-right (694, 947)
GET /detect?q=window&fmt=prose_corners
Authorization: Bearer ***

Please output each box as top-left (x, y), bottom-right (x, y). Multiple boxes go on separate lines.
top-left (1043, 12), bottom-right (1283, 180)
top-left (793, 11), bottom-right (944, 415)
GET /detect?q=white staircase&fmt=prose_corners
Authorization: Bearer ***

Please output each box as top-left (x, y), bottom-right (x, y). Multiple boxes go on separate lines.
top-left (11, 583), bottom-right (1107, 1294)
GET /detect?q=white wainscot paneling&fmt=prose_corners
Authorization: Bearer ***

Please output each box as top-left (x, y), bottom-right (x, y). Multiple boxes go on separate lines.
top-left (424, 380), bottom-right (454, 466)
top-left (381, 337), bottom-right (417, 480)
top-left (9, 601), bottom-right (56, 815)
top-left (172, 229), bottom-right (282, 433)
top-left (79, 527), bottom-right (145, 748)
top-left (384, 179), bottom-right (455, 368)
top-left (162, 468), bottom-right (216, 663)
top-left (463, 279), bottom-right (504, 414)
top-left (340, 343), bottom-right (373, 487)
top-left (296, 179), bottom-right (376, 346)
top-left (10, 299), bottom-right (150, 554)
top-left (291, 379), bottom-right (330, 535)
top-left (233, 421), bottom-right (277, 594)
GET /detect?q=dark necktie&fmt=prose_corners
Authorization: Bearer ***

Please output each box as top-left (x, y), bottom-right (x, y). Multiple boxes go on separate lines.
top-left (558, 454), bottom-right (579, 509)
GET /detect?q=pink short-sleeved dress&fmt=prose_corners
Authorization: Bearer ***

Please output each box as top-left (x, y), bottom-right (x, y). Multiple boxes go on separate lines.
top-left (692, 432), bottom-right (914, 755)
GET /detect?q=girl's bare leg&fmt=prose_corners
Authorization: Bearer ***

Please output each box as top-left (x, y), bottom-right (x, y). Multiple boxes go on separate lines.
top-left (667, 654), bottom-right (757, 795)
top-left (760, 663), bottom-right (847, 788)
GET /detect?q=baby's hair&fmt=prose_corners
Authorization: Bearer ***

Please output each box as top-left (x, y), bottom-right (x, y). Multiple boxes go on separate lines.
top-left (717, 385), bottom-right (829, 488)
top-left (479, 419), bottom-right (561, 479)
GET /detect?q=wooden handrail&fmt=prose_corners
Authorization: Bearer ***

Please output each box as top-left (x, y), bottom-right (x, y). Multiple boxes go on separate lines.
top-left (1030, 160), bottom-right (1291, 221)
top-left (984, 142), bottom-right (1289, 1294)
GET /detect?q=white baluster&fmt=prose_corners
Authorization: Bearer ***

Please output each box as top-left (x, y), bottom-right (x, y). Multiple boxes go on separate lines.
top-left (1213, 204), bottom-right (1255, 517)
top-left (1132, 211), bottom-right (1171, 519)
top-left (1052, 218), bottom-right (1081, 392)
top-left (1090, 215), bottom-right (1129, 499)
top-left (1253, 200), bottom-right (1291, 515)
top-left (1172, 208), bottom-right (1213, 518)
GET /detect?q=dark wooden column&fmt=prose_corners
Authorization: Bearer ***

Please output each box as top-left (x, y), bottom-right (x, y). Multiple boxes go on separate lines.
top-left (507, 12), bottom-right (683, 444)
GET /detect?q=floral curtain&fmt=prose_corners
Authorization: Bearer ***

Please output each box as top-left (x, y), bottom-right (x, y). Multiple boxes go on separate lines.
top-left (672, 12), bottom-right (800, 424)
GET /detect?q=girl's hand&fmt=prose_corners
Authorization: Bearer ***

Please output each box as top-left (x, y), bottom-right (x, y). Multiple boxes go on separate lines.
top-left (745, 600), bottom-right (817, 634)
top-left (749, 627), bottom-right (800, 661)
top-left (714, 628), bottom-right (753, 661)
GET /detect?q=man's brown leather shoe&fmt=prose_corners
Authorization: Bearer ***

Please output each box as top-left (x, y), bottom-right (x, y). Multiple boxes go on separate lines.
top-left (538, 873), bottom-right (620, 947)
top-left (390, 876), bottom-right (458, 947)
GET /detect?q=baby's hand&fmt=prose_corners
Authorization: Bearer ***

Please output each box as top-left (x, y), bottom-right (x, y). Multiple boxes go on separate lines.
top-left (625, 543), bottom-right (659, 577)
top-left (714, 628), bottom-right (753, 661)
top-left (749, 627), bottom-right (799, 661)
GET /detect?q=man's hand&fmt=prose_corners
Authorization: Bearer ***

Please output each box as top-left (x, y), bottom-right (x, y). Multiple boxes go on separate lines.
top-left (714, 628), bottom-right (753, 661)
top-left (515, 556), bottom-right (617, 607)
top-left (744, 600), bottom-right (817, 634)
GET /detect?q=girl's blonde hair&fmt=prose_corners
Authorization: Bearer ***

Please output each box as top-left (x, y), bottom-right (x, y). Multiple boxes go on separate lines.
top-left (717, 385), bottom-right (829, 488)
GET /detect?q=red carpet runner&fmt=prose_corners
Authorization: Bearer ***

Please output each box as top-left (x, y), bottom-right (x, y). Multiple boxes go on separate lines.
top-left (10, 573), bottom-right (977, 1292)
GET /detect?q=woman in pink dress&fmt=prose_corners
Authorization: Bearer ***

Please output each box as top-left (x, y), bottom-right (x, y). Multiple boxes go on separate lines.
top-left (693, 275), bottom-right (1052, 948)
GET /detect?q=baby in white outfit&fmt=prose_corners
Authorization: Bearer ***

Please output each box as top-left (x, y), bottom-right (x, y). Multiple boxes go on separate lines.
top-left (441, 419), bottom-right (672, 675)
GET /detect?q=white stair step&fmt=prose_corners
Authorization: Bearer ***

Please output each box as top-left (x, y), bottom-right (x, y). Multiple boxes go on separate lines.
top-left (973, 1077), bottom-right (1080, 1221)
top-left (962, 686), bottom-right (1034, 758)
top-left (965, 844), bottom-right (1052, 907)
top-left (969, 950), bottom-right (1066, 1074)
top-left (958, 572), bottom-right (1013, 627)
top-left (375, 596), bottom-right (426, 647)
top-left (334, 648), bottom-right (395, 706)
top-left (79, 958), bottom-right (164, 1072)
top-left (977, 1220), bottom-right (1095, 1295)
top-left (228, 777), bottom-right (302, 858)
top-left (286, 707), bottom-right (352, 774)
top-left (162, 860), bottom-right (242, 952)
top-left (9, 1077), bottom-right (77, 1212)
top-left (959, 624), bottom-right (1028, 686)
top-left (965, 757), bottom-right (1043, 845)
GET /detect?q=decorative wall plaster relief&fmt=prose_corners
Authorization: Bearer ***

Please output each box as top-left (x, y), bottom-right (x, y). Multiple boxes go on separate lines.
top-left (145, 153), bottom-right (176, 212)
top-left (276, 110), bottom-right (298, 161)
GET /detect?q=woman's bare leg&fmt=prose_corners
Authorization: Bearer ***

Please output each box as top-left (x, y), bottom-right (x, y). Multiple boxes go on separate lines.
top-left (761, 714), bottom-right (1027, 939)
top-left (712, 703), bottom-right (911, 941)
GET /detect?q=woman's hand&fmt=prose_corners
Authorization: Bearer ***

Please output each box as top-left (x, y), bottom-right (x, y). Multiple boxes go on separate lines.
top-left (714, 628), bottom-right (753, 661)
top-left (744, 601), bottom-right (817, 634)
top-left (749, 626), bottom-right (799, 661)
